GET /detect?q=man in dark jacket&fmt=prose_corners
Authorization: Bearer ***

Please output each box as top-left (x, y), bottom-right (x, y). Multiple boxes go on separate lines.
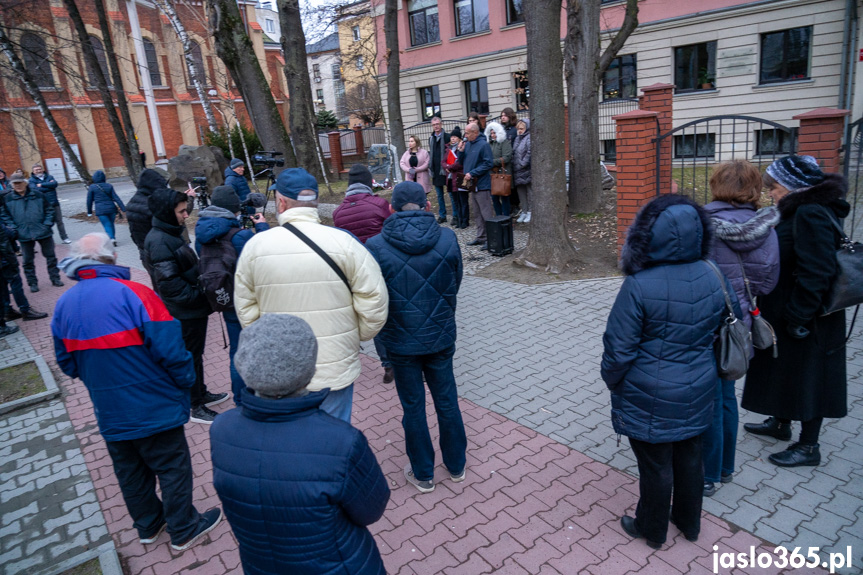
top-left (29, 163), bottom-right (68, 244)
top-left (427, 116), bottom-right (450, 224)
top-left (143, 188), bottom-right (227, 423)
top-left (194, 186), bottom-right (268, 406)
top-left (1, 223), bottom-right (47, 322)
top-left (1, 174), bottom-right (63, 292)
top-left (127, 169), bottom-right (168, 276)
top-left (366, 181), bottom-right (466, 493)
top-left (211, 313), bottom-right (389, 575)
top-left (458, 123), bottom-right (495, 248)
top-left (224, 159), bottom-right (251, 203)
top-left (52, 233), bottom-right (222, 552)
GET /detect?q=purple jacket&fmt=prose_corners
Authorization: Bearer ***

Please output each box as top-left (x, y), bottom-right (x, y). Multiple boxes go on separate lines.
top-left (704, 201), bottom-right (780, 329)
top-left (333, 183), bottom-right (392, 244)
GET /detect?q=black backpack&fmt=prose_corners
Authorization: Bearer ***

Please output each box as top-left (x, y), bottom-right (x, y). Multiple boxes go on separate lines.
top-left (198, 228), bottom-right (241, 312)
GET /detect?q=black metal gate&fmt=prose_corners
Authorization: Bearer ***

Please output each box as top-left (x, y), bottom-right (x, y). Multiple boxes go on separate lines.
top-left (654, 115), bottom-right (797, 204)
top-left (843, 117), bottom-right (862, 240)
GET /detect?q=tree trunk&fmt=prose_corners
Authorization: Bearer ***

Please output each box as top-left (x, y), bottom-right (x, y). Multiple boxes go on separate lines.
top-left (0, 25), bottom-right (91, 184)
top-left (63, 0), bottom-right (138, 179)
top-left (278, 0), bottom-right (325, 179)
top-left (384, 0), bottom-right (405, 159)
top-left (515, 0), bottom-right (579, 274)
top-left (208, 0), bottom-right (297, 168)
top-left (153, 0), bottom-right (220, 134)
top-left (93, 0), bottom-right (142, 181)
top-left (566, 0), bottom-right (639, 213)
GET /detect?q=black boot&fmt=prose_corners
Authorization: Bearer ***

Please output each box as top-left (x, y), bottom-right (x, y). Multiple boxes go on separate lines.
top-left (620, 516), bottom-right (661, 549)
top-left (768, 442), bottom-right (820, 467)
top-left (744, 417), bottom-right (792, 441)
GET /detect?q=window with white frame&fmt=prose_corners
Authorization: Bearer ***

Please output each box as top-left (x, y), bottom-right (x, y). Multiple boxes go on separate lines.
top-left (265, 19), bottom-right (275, 34)
top-left (352, 25), bottom-right (361, 41)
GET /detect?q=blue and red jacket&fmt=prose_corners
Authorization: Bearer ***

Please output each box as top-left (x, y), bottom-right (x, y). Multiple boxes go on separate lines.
top-left (52, 263), bottom-right (195, 441)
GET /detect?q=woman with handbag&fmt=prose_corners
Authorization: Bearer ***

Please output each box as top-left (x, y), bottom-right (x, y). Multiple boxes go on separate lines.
top-left (602, 194), bottom-right (734, 548)
top-left (742, 155), bottom-right (850, 467)
top-left (702, 160), bottom-right (780, 496)
top-left (484, 122), bottom-right (512, 217)
top-left (399, 136), bottom-right (431, 194)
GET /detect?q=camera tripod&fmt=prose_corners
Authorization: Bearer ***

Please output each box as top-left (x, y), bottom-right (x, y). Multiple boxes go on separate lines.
top-left (252, 167), bottom-right (277, 215)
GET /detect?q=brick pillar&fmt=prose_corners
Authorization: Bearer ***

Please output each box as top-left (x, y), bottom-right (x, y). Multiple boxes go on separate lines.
top-left (328, 131), bottom-right (343, 175)
top-left (793, 107), bottom-right (850, 174)
top-left (640, 83), bottom-right (674, 195)
top-left (614, 109), bottom-right (660, 249)
top-left (354, 125), bottom-right (365, 158)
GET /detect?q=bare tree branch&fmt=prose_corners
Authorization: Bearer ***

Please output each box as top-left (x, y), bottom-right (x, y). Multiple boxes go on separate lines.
top-left (598, 0), bottom-right (639, 78)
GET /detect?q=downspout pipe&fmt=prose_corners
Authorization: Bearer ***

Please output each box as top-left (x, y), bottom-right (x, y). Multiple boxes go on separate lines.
top-left (127, 0), bottom-right (166, 160)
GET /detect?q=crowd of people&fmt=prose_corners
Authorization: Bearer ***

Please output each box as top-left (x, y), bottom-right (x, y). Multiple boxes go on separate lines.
top-left (0, 140), bottom-right (847, 573)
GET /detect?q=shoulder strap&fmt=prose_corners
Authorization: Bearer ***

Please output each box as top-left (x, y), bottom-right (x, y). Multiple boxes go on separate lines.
top-left (734, 252), bottom-right (757, 312)
top-left (704, 259), bottom-right (734, 316)
top-left (795, 204), bottom-right (848, 242)
top-left (282, 222), bottom-right (351, 292)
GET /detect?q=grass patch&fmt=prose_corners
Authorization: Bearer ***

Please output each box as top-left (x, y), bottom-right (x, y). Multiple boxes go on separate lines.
top-left (0, 361), bottom-right (46, 403)
top-left (58, 558), bottom-right (101, 575)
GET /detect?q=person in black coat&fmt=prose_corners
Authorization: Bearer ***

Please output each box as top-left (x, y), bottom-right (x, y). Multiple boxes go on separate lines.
top-left (143, 188), bottom-right (226, 424)
top-left (742, 155), bottom-right (850, 467)
top-left (127, 169), bottom-right (168, 253)
top-left (0, 222), bottom-right (47, 323)
top-left (427, 116), bottom-right (450, 224)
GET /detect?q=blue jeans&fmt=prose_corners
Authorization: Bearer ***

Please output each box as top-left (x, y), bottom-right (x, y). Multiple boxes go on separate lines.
top-left (702, 379), bottom-right (738, 483)
top-left (98, 214), bottom-right (116, 240)
top-left (319, 383), bottom-right (354, 423)
top-left (434, 185), bottom-right (447, 218)
top-left (389, 345), bottom-right (466, 481)
top-left (373, 335), bottom-right (391, 368)
top-left (492, 194), bottom-right (511, 217)
top-left (223, 311), bottom-right (245, 406)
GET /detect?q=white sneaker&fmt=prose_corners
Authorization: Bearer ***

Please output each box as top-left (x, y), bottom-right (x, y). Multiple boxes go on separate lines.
top-left (516, 213), bottom-right (526, 223)
top-left (62, 239), bottom-right (72, 244)
top-left (524, 212), bottom-right (531, 223)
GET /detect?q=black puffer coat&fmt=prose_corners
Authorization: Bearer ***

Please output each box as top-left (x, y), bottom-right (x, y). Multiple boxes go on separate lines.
top-left (1, 189), bottom-right (54, 242)
top-left (742, 174), bottom-right (850, 421)
top-left (127, 169), bottom-right (167, 249)
top-left (142, 188), bottom-right (210, 320)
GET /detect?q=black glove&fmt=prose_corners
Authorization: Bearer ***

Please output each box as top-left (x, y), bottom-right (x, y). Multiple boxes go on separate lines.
top-left (786, 323), bottom-right (810, 339)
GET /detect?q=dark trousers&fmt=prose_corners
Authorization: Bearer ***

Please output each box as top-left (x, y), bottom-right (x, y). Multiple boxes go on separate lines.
top-left (389, 345), bottom-right (467, 481)
top-left (777, 417), bottom-right (823, 444)
top-left (434, 185), bottom-right (448, 218)
top-left (20, 237), bottom-right (59, 286)
top-left (2, 262), bottom-right (30, 313)
top-left (53, 202), bottom-right (68, 241)
top-left (223, 311), bottom-right (245, 406)
top-left (452, 190), bottom-right (470, 227)
top-left (703, 379), bottom-right (738, 483)
top-left (105, 426), bottom-right (200, 545)
top-left (373, 335), bottom-right (391, 368)
top-left (492, 194), bottom-right (511, 217)
top-left (180, 317), bottom-right (209, 407)
top-left (629, 435), bottom-right (703, 544)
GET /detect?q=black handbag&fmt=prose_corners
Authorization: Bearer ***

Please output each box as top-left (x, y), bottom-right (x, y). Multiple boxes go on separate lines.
top-left (735, 253), bottom-right (778, 358)
top-left (705, 260), bottom-right (752, 380)
top-left (811, 207), bottom-right (863, 316)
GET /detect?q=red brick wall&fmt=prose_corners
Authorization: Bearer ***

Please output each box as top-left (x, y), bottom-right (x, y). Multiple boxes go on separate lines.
top-left (793, 108), bottom-right (850, 174)
top-left (158, 105), bottom-right (184, 157)
top-left (90, 108), bottom-right (125, 169)
top-left (0, 113), bottom-right (22, 171)
top-left (614, 110), bottom-right (659, 248)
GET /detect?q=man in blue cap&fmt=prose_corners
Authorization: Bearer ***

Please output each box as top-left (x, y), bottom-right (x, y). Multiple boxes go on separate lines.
top-left (366, 181), bottom-right (466, 493)
top-left (234, 168), bottom-right (389, 422)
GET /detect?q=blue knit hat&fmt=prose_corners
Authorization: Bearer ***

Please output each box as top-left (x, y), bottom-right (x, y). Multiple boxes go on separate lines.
top-left (272, 168), bottom-right (319, 200)
top-left (766, 155), bottom-right (825, 192)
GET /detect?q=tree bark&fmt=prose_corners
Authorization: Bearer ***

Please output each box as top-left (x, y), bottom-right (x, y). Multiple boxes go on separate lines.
top-left (153, 0), bottom-right (220, 134)
top-left (63, 0), bottom-right (138, 180)
top-left (208, 0), bottom-right (297, 168)
top-left (384, 0), bottom-right (405, 159)
top-left (566, 0), bottom-right (638, 214)
top-left (515, 0), bottom-right (578, 274)
top-left (93, 0), bottom-right (142, 180)
top-left (0, 25), bottom-right (91, 184)
top-left (278, 0), bottom-right (325, 179)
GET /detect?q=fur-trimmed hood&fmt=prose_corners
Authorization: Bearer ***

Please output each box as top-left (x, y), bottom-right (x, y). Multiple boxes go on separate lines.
top-left (777, 173), bottom-right (850, 221)
top-left (621, 194), bottom-right (712, 275)
top-left (484, 121), bottom-right (507, 143)
top-left (705, 202), bottom-right (779, 253)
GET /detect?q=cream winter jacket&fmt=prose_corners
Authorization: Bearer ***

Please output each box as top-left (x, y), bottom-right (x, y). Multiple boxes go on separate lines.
top-left (234, 207), bottom-right (389, 392)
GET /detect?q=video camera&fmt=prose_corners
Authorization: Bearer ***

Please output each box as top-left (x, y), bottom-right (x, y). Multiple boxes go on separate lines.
top-left (252, 150), bottom-right (285, 168)
top-left (240, 192), bottom-right (268, 229)
top-left (191, 176), bottom-right (207, 185)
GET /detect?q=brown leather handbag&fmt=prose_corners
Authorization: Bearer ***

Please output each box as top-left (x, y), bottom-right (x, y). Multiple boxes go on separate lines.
top-left (491, 157), bottom-right (512, 197)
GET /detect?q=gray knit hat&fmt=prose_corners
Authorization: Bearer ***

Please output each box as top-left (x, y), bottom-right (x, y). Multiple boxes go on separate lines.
top-left (765, 154), bottom-right (825, 192)
top-left (211, 185), bottom-right (240, 213)
top-left (234, 314), bottom-right (318, 397)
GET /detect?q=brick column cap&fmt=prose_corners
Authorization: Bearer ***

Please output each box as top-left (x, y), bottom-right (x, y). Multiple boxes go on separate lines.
top-left (613, 109), bottom-right (659, 121)
top-left (641, 83), bottom-right (675, 93)
top-left (793, 107), bottom-right (850, 120)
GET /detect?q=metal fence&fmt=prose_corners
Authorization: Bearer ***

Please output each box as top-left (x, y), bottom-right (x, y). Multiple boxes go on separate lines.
top-left (654, 115), bottom-right (798, 204)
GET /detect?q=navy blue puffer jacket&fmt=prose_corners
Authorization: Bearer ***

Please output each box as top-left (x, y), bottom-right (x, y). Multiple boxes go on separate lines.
top-left (224, 166), bottom-right (251, 202)
top-left (366, 211), bottom-right (462, 355)
top-left (87, 170), bottom-right (126, 217)
top-left (601, 195), bottom-right (738, 443)
top-left (210, 389), bottom-right (389, 575)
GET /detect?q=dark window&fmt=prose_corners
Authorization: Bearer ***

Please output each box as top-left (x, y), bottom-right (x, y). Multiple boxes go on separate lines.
top-left (87, 35), bottom-right (111, 87)
top-left (513, 69), bottom-right (529, 110)
top-left (419, 85), bottom-right (441, 120)
top-left (408, 0), bottom-right (440, 46)
top-left (142, 39), bottom-right (161, 86)
top-left (602, 140), bottom-right (617, 163)
top-left (506, 0), bottom-right (524, 25)
top-left (313, 63), bottom-right (320, 75)
top-left (465, 78), bottom-right (488, 114)
top-left (187, 40), bottom-right (207, 87)
top-left (603, 54), bottom-right (636, 100)
top-left (20, 33), bottom-right (53, 88)
top-left (454, 0), bottom-right (489, 36)
top-left (316, 88), bottom-right (324, 100)
top-left (755, 128), bottom-right (798, 156)
top-left (332, 63), bottom-right (341, 80)
top-left (673, 133), bottom-right (715, 159)
top-left (674, 41), bottom-right (716, 92)
top-left (760, 27), bottom-right (811, 84)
